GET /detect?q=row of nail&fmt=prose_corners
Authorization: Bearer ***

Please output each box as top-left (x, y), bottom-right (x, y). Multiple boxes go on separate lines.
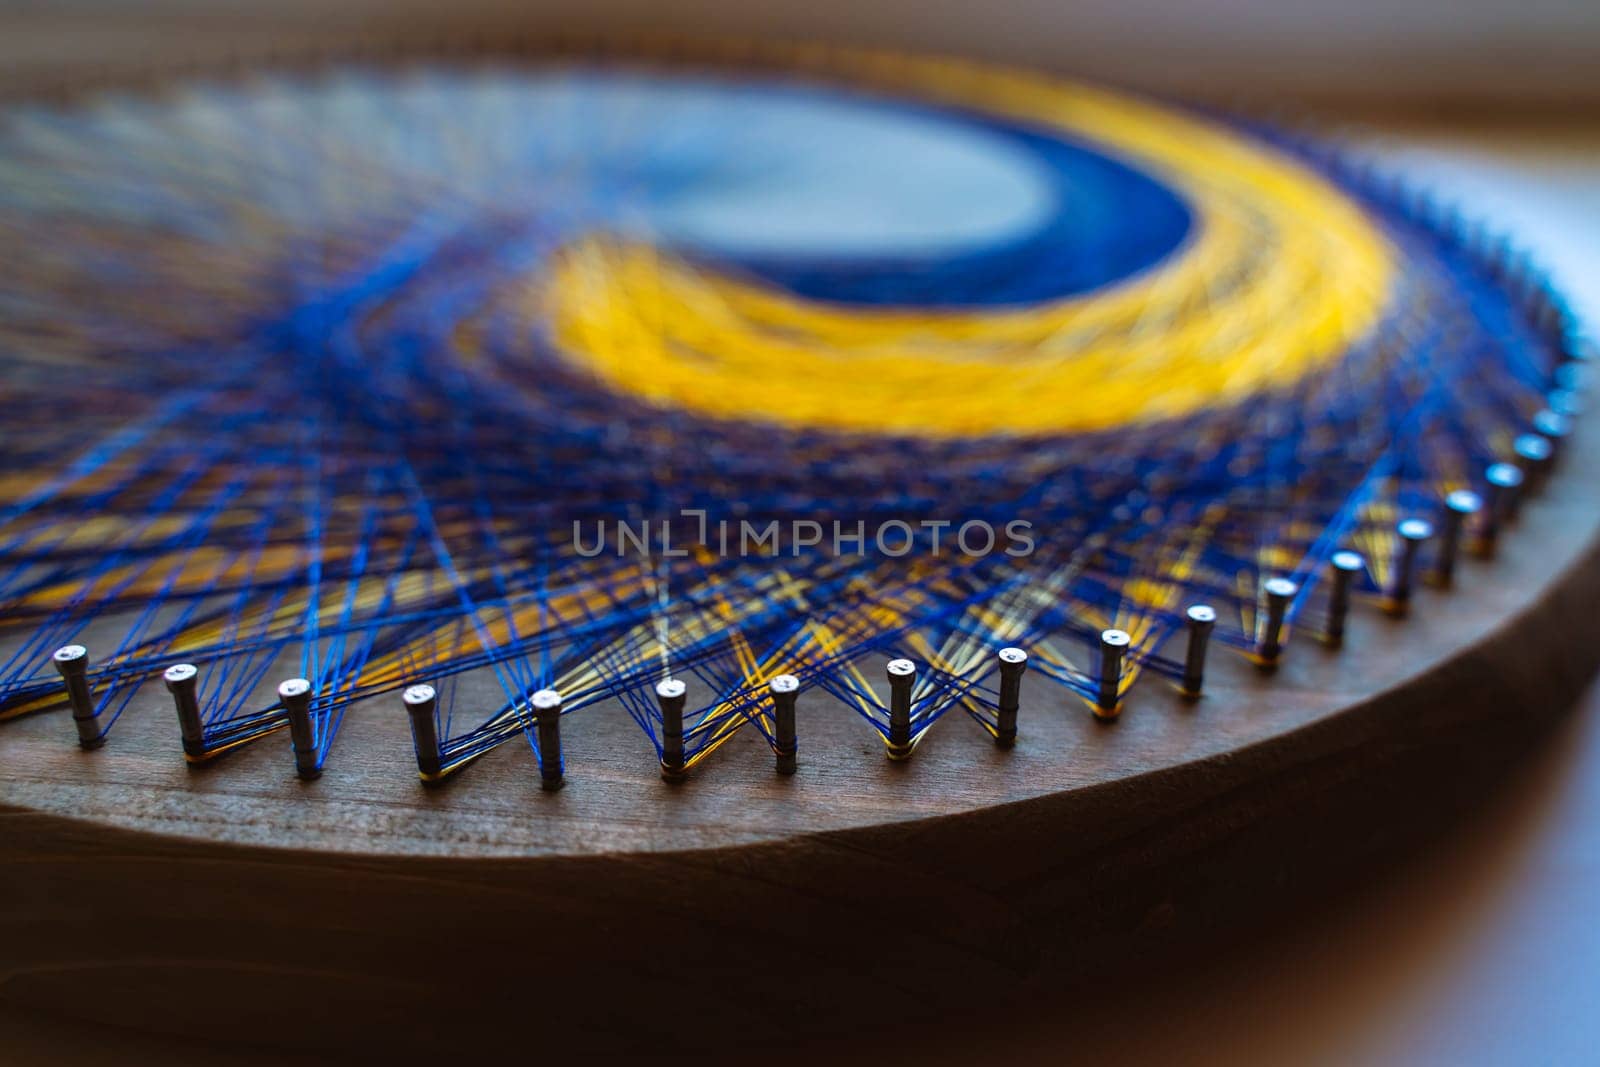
top-left (42, 339), bottom-right (1586, 784)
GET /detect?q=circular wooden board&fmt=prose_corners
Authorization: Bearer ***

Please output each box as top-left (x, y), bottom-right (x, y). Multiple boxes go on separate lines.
top-left (0, 408), bottom-right (1593, 1057)
top-left (0, 40), bottom-right (1596, 1058)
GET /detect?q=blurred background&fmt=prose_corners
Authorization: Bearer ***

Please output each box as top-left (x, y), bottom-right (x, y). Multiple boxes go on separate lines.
top-left (0, 3), bottom-right (1597, 1064)
top-left (4, 0), bottom-right (1600, 112)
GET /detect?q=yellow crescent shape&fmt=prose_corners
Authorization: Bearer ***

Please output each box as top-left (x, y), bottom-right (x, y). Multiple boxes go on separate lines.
top-left (539, 51), bottom-right (1396, 438)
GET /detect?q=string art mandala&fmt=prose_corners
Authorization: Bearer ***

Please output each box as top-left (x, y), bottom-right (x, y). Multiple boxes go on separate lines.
top-left (0, 40), bottom-right (1586, 794)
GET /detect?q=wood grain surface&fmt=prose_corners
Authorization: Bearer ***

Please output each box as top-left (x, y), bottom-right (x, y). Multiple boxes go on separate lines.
top-left (0, 408), bottom-right (1592, 1055)
top-left (0, 40), bottom-right (1598, 1057)
top-left (2, 396), bottom-right (1596, 857)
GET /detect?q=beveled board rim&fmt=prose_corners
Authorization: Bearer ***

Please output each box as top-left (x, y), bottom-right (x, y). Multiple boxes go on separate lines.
top-left (1, 408), bottom-right (1594, 862)
top-left (0, 35), bottom-right (1594, 866)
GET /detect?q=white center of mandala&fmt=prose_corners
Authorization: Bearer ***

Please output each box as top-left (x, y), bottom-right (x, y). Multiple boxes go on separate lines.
top-left (211, 69), bottom-right (1058, 260)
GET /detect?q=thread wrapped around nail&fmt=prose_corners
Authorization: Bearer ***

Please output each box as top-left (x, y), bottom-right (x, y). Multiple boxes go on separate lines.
top-left (769, 675), bottom-right (800, 773)
top-left (53, 645), bottom-right (102, 750)
top-left (1256, 578), bottom-right (1298, 668)
top-left (656, 679), bottom-right (688, 781)
top-left (885, 659), bottom-right (917, 759)
top-left (1096, 630), bottom-right (1130, 718)
top-left (531, 688), bottom-right (564, 791)
top-left (994, 648), bottom-right (1027, 744)
top-left (278, 679), bottom-right (319, 781)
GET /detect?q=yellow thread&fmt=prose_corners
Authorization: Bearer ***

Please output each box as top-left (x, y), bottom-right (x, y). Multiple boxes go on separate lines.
top-left (533, 51), bottom-right (1394, 438)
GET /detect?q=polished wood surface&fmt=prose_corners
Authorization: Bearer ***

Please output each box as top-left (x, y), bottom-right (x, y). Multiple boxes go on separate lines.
top-left (0, 38), bottom-right (1596, 1058)
top-left (4, 445), bottom-right (1596, 858)
top-left (2, 691), bottom-right (1598, 1066)
top-left (0, 296), bottom-right (1594, 1055)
